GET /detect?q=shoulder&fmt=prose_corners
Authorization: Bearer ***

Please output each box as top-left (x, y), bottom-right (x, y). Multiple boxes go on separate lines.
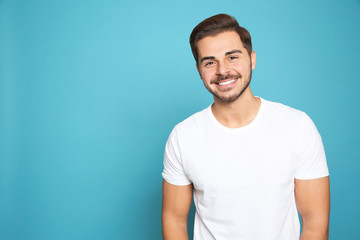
top-left (173, 106), bottom-right (211, 134)
top-left (261, 98), bottom-right (321, 143)
top-left (262, 98), bottom-right (308, 123)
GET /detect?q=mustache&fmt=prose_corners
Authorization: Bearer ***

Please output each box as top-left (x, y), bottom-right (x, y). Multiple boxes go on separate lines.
top-left (210, 73), bottom-right (242, 84)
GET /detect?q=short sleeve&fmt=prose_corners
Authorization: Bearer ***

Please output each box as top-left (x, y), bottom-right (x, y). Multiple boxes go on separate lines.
top-left (162, 127), bottom-right (192, 185)
top-left (294, 112), bottom-right (329, 180)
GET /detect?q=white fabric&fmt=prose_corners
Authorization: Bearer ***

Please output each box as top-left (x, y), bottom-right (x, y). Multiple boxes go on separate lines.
top-left (162, 97), bottom-right (329, 240)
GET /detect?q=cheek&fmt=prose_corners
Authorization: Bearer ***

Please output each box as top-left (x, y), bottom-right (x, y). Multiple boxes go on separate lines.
top-left (201, 69), bottom-right (215, 82)
top-left (232, 63), bottom-right (247, 73)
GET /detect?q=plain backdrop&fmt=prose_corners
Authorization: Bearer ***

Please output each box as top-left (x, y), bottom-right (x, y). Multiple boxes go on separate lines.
top-left (1, 0), bottom-right (359, 239)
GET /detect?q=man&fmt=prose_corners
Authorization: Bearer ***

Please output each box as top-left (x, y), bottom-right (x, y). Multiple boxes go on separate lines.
top-left (162, 14), bottom-right (330, 240)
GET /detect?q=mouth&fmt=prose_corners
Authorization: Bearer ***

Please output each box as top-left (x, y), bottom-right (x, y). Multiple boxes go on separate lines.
top-left (211, 74), bottom-right (241, 87)
top-left (218, 79), bottom-right (237, 86)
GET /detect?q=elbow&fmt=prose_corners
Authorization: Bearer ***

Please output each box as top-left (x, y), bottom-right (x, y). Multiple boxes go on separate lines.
top-left (301, 216), bottom-right (329, 239)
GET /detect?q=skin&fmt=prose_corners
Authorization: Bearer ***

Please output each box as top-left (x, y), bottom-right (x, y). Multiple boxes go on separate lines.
top-left (295, 177), bottom-right (330, 240)
top-left (196, 31), bottom-right (259, 128)
top-left (162, 181), bottom-right (193, 240)
top-left (162, 30), bottom-right (330, 239)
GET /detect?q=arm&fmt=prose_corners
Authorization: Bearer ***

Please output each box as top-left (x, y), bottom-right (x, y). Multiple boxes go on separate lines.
top-left (295, 176), bottom-right (330, 240)
top-left (162, 180), bottom-right (193, 240)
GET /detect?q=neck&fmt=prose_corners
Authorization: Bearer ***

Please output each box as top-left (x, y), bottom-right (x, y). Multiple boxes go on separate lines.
top-left (211, 88), bottom-right (261, 128)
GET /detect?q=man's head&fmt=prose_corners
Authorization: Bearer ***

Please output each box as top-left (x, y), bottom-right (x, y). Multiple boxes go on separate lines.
top-left (190, 14), bottom-right (256, 103)
top-left (190, 14), bottom-right (252, 65)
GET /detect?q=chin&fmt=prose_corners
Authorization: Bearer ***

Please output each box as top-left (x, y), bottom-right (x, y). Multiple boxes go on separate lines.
top-left (214, 93), bottom-right (241, 103)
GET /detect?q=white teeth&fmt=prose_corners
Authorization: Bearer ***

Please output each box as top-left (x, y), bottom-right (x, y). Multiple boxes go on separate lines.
top-left (218, 79), bottom-right (236, 86)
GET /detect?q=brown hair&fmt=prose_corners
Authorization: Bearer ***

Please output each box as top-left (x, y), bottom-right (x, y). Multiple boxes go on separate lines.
top-left (190, 14), bottom-right (252, 64)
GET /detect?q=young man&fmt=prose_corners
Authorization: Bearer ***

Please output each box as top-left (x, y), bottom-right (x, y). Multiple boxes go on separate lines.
top-left (162, 14), bottom-right (330, 240)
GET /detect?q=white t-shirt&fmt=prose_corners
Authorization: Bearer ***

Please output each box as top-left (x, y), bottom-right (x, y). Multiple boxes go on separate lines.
top-left (162, 97), bottom-right (329, 240)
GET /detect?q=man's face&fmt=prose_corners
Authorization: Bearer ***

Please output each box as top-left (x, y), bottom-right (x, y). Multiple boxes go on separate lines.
top-left (196, 31), bottom-right (256, 103)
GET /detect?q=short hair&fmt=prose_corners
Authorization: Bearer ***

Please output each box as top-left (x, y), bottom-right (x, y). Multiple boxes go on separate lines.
top-left (189, 14), bottom-right (252, 65)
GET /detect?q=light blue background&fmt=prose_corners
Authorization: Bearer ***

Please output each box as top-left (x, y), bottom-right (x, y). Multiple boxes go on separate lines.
top-left (1, 0), bottom-right (359, 239)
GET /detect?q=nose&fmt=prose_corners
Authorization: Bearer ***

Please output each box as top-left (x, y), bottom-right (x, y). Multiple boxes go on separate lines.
top-left (216, 61), bottom-right (230, 76)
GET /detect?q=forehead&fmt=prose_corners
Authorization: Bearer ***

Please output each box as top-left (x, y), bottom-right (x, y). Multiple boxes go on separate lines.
top-left (197, 31), bottom-right (244, 58)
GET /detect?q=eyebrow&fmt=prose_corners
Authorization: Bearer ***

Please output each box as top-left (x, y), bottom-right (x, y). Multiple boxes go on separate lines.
top-left (225, 49), bottom-right (242, 55)
top-left (199, 49), bottom-right (242, 64)
top-left (199, 56), bottom-right (215, 64)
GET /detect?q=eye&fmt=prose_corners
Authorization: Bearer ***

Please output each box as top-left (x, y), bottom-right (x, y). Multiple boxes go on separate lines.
top-left (204, 61), bottom-right (215, 67)
top-left (228, 55), bottom-right (238, 61)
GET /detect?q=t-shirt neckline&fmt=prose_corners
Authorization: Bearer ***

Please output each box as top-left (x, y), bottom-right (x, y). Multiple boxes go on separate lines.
top-left (207, 97), bottom-right (266, 133)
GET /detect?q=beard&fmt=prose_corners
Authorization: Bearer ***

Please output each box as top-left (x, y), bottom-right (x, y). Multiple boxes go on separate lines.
top-left (204, 68), bottom-right (252, 103)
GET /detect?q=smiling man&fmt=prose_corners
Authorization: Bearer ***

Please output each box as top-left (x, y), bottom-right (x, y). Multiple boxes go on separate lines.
top-left (162, 14), bottom-right (330, 240)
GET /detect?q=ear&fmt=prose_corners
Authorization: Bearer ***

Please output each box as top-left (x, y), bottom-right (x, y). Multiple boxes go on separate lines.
top-left (251, 51), bottom-right (257, 70)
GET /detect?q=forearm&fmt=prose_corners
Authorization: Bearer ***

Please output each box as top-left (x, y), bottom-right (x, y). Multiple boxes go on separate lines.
top-left (300, 219), bottom-right (329, 240)
top-left (162, 217), bottom-right (189, 240)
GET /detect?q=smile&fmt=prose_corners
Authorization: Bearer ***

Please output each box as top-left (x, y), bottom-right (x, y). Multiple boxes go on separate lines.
top-left (218, 79), bottom-right (236, 86)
